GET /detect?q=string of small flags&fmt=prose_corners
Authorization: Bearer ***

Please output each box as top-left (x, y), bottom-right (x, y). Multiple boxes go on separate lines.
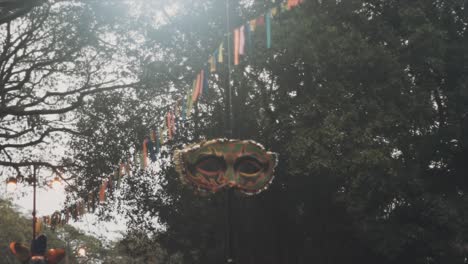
top-left (46, 0), bottom-right (304, 226)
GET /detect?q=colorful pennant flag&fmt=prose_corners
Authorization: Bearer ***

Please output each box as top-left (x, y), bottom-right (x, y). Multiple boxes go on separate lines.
top-left (271, 7), bottom-right (278, 17)
top-left (234, 28), bottom-right (240, 65)
top-left (218, 42), bottom-right (224, 63)
top-left (199, 70), bottom-right (204, 98)
top-left (191, 76), bottom-right (199, 102)
top-left (250, 19), bottom-right (257, 32)
top-left (239, 25), bottom-right (245, 55)
top-left (99, 180), bottom-right (108, 203)
top-left (142, 138), bottom-right (148, 168)
top-left (119, 163), bottom-right (125, 176)
top-left (171, 110), bottom-right (176, 135)
top-left (288, 0), bottom-right (301, 9)
top-left (209, 55), bottom-right (216, 72)
top-left (159, 126), bottom-right (165, 144)
top-left (65, 1), bottom-right (307, 225)
top-left (256, 15), bottom-right (265, 26)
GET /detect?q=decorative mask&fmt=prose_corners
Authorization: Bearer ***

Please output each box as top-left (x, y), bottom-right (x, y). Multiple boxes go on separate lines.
top-left (10, 235), bottom-right (65, 264)
top-left (174, 139), bottom-right (278, 195)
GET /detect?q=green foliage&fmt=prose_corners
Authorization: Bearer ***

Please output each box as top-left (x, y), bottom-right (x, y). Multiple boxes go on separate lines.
top-left (0, 199), bottom-right (118, 263)
top-left (68, 0), bottom-right (468, 263)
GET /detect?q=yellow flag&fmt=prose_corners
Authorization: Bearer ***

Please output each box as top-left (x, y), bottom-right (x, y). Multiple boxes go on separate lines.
top-left (250, 19), bottom-right (257, 32)
top-left (159, 127), bottom-right (164, 145)
top-left (209, 56), bottom-right (216, 72)
top-left (271, 7), bottom-right (278, 17)
top-left (218, 42), bottom-right (224, 63)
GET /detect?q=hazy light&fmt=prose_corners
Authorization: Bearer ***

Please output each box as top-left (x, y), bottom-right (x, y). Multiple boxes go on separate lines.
top-left (6, 178), bottom-right (17, 192)
top-left (77, 247), bottom-right (86, 257)
top-left (51, 177), bottom-right (62, 190)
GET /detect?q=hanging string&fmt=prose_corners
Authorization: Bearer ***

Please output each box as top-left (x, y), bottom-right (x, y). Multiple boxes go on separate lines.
top-left (224, 1), bottom-right (235, 263)
top-left (226, 0), bottom-right (233, 138)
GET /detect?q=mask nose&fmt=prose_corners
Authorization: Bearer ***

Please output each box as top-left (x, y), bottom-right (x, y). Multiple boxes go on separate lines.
top-left (224, 166), bottom-right (237, 187)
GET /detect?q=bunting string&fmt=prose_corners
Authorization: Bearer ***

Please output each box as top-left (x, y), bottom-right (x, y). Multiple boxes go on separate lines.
top-left (44, 0), bottom-right (305, 228)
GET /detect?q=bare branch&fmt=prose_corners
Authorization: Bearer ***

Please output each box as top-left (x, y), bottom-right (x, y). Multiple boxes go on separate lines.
top-left (0, 127), bottom-right (33, 138)
top-left (1, 81), bottom-right (141, 116)
top-left (0, 0), bottom-right (45, 25)
top-left (0, 127), bottom-right (81, 149)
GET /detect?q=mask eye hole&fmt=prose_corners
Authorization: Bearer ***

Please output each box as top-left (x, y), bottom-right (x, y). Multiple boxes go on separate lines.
top-left (195, 156), bottom-right (225, 175)
top-left (236, 157), bottom-right (263, 176)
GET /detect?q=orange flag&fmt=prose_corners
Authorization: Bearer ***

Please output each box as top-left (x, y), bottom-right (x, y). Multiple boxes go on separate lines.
top-left (234, 28), bottom-right (240, 65)
top-left (199, 70), bottom-right (204, 98)
top-left (288, 0), bottom-right (300, 8)
top-left (142, 138), bottom-right (148, 168)
top-left (192, 73), bottom-right (201, 102)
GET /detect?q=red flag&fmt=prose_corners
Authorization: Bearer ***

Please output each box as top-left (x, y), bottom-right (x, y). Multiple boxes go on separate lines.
top-left (99, 180), bottom-right (108, 203)
top-left (256, 15), bottom-right (265, 26)
top-left (196, 72), bottom-right (202, 100)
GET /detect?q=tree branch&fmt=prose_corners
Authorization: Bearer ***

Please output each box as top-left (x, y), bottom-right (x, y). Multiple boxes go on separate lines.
top-left (0, 127), bottom-right (33, 138)
top-left (0, 127), bottom-right (81, 149)
top-left (1, 81), bottom-right (141, 116)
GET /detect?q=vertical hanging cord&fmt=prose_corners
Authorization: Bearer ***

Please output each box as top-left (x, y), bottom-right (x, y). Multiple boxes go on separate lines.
top-left (226, 0), bottom-right (233, 138)
top-left (225, 1), bottom-right (235, 263)
top-left (32, 166), bottom-right (37, 240)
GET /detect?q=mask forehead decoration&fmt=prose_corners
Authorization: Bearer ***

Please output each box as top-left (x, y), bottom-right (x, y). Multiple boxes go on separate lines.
top-left (174, 139), bottom-right (277, 195)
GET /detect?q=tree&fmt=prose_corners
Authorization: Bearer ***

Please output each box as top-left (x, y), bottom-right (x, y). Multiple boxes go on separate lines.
top-left (67, 0), bottom-right (468, 263)
top-left (0, 0), bottom-right (44, 25)
top-left (0, 198), bottom-right (110, 263)
top-left (0, 0), bottom-right (140, 184)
